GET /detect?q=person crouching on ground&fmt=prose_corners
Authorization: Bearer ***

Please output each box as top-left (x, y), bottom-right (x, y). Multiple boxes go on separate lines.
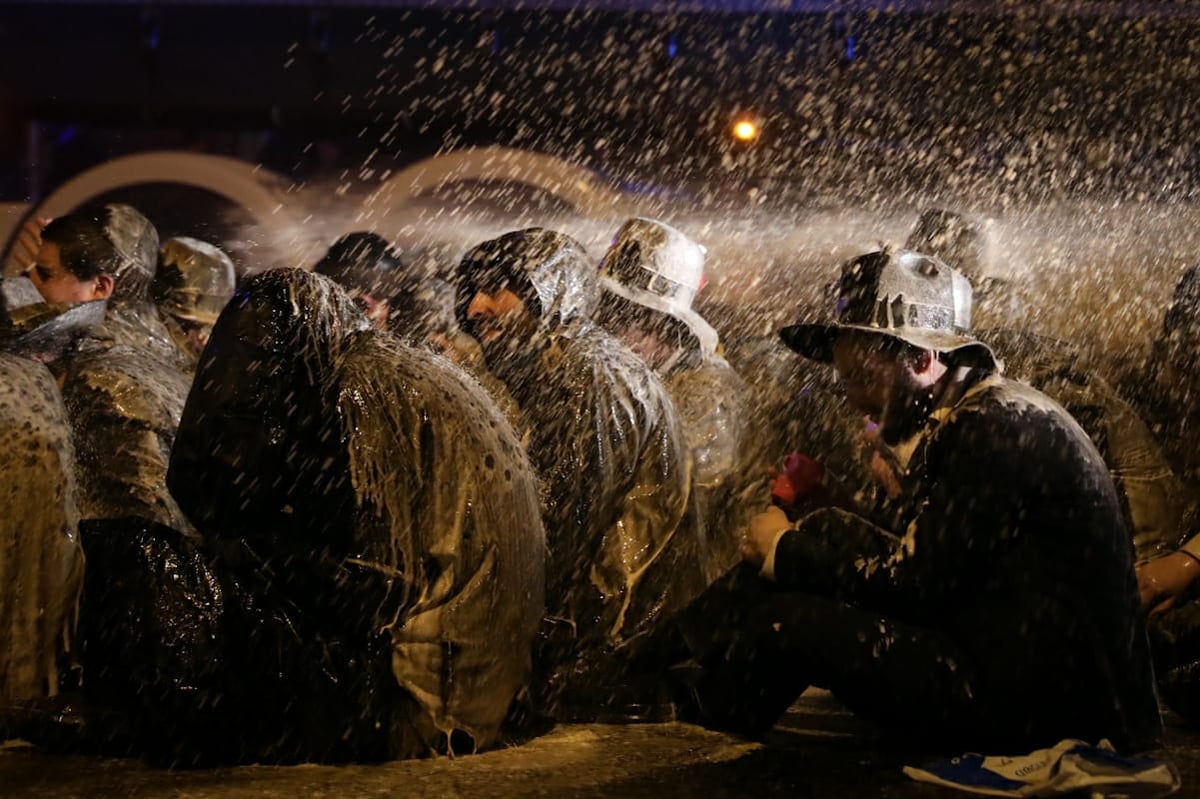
top-left (645, 249), bottom-right (1161, 753)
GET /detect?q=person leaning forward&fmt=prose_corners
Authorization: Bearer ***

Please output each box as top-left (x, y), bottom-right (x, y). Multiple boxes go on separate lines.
top-left (644, 249), bottom-right (1162, 753)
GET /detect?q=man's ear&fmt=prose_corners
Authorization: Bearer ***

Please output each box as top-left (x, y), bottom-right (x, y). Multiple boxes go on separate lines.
top-left (91, 274), bottom-right (115, 301)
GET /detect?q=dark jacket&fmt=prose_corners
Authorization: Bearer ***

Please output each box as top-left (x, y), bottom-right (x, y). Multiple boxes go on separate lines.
top-left (984, 327), bottom-right (1190, 562)
top-left (773, 372), bottom-right (1162, 751)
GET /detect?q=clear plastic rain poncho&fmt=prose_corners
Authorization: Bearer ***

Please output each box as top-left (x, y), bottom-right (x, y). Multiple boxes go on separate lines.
top-left (456, 229), bottom-right (709, 711)
top-left (166, 268), bottom-right (544, 760)
top-left (595, 219), bottom-right (753, 576)
top-left (59, 337), bottom-right (192, 532)
top-left (0, 352), bottom-right (83, 701)
top-left (95, 204), bottom-right (191, 371)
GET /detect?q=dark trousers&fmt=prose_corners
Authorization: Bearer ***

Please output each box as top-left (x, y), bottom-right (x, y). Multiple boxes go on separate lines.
top-left (653, 564), bottom-right (991, 747)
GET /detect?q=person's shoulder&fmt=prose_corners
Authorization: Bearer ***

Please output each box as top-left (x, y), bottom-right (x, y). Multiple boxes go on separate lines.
top-left (937, 374), bottom-right (1095, 458)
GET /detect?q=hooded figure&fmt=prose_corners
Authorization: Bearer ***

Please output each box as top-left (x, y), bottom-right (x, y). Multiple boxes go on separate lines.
top-left (27, 206), bottom-right (193, 532)
top-left (84, 267), bottom-right (546, 765)
top-left (152, 236), bottom-right (237, 365)
top-left (84, 204), bottom-right (187, 369)
top-left (456, 229), bottom-right (708, 719)
top-left (646, 250), bottom-right (1160, 753)
top-left (594, 218), bottom-right (752, 575)
top-left (0, 350), bottom-right (84, 702)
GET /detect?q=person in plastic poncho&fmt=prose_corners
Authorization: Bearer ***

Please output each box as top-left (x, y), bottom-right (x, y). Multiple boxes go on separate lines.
top-left (456, 228), bottom-right (709, 721)
top-left (594, 218), bottom-right (752, 577)
top-left (151, 236), bottom-right (237, 367)
top-left (642, 250), bottom-right (1161, 753)
top-left (19, 207), bottom-right (192, 534)
top-left (0, 273), bottom-right (103, 707)
top-left (78, 268), bottom-right (545, 765)
top-left (0, 349), bottom-right (85, 703)
top-left (315, 233), bottom-right (524, 433)
top-left (905, 207), bottom-right (1191, 566)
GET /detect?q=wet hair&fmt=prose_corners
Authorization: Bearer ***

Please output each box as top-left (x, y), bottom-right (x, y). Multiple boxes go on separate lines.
top-left (39, 208), bottom-right (122, 281)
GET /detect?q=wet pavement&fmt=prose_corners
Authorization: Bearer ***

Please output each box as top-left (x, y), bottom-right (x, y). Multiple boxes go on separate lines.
top-left (4, 689), bottom-right (1200, 798)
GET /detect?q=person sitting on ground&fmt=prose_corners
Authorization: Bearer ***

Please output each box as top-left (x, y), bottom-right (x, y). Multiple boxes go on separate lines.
top-left (594, 218), bottom-right (752, 577)
top-left (75, 268), bottom-right (545, 765)
top-left (20, 206), bottom-right (192, 533)
top-left (1126, 262), bottom-right (1200, 724)
top-left (151, 236), bottom-right (237, 366)
top-left (457, 228), bottom-right (709, 721)
top-left (644, 249), bottom-right (1161, 753)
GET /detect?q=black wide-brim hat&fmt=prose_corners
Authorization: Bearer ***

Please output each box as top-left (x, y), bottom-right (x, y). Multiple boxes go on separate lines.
top-left (780, 250), bottom-right (996, 368)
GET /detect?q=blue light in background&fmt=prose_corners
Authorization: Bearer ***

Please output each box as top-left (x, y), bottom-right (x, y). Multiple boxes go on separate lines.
top-left (667, 34), bottom-right (678, 58)
top-left (846, 35), bottom-right (856, 61)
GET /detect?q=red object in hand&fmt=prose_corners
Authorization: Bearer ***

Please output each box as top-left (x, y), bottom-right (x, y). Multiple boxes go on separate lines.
top-left (771, 452), bottom-right (825, 505)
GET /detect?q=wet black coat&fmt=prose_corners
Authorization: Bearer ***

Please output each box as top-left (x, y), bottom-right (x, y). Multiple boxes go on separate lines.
top-left (773, 374), bottom-right (1162, 751)
top-left (150, 268), bottom-right (543, 763)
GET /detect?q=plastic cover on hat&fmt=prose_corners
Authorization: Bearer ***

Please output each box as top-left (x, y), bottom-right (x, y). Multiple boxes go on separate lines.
top-left (155, 237), bottom-right (237, 326)
top-left (598, 218), bottom-right (718, 356)
top-left (780, 250), bottom-right (995, 367)
top-left (103, 204), bottom-right (160, 302)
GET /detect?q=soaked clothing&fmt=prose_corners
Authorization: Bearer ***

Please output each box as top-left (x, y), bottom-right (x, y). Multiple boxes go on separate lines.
top-left (0, 354), bottom-right (84, 701)
top-left (662, 372), bottom-right (1161, 752)
top-left (595, 283), bottom-right (751, 578)
top-left (457, 230), bottom-right (709, 716)
top-left (666, 354), bottom-right (754, 578)
top-left (517, 326), bottom-right (709, 709)
top-left (984, 327), bottom-right (1191, 562)
top-left (103, 301), bottom-right (193, 373)
top-left (58, 332), bottom-right (191, 533)
top-left (85, 269), bottom-right (544, 764)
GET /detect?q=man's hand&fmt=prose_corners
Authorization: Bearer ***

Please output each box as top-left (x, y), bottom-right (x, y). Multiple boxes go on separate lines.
top-left (740, 505), bottom-right (791, 569)
top-left (1137, 551), bottom-right (1200, 618)
top-left (13, 217), bottom-right (52, 274)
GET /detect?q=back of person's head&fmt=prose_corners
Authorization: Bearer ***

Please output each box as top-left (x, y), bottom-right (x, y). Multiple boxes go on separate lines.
top-left (40, 204), bottom-right (159, 302)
